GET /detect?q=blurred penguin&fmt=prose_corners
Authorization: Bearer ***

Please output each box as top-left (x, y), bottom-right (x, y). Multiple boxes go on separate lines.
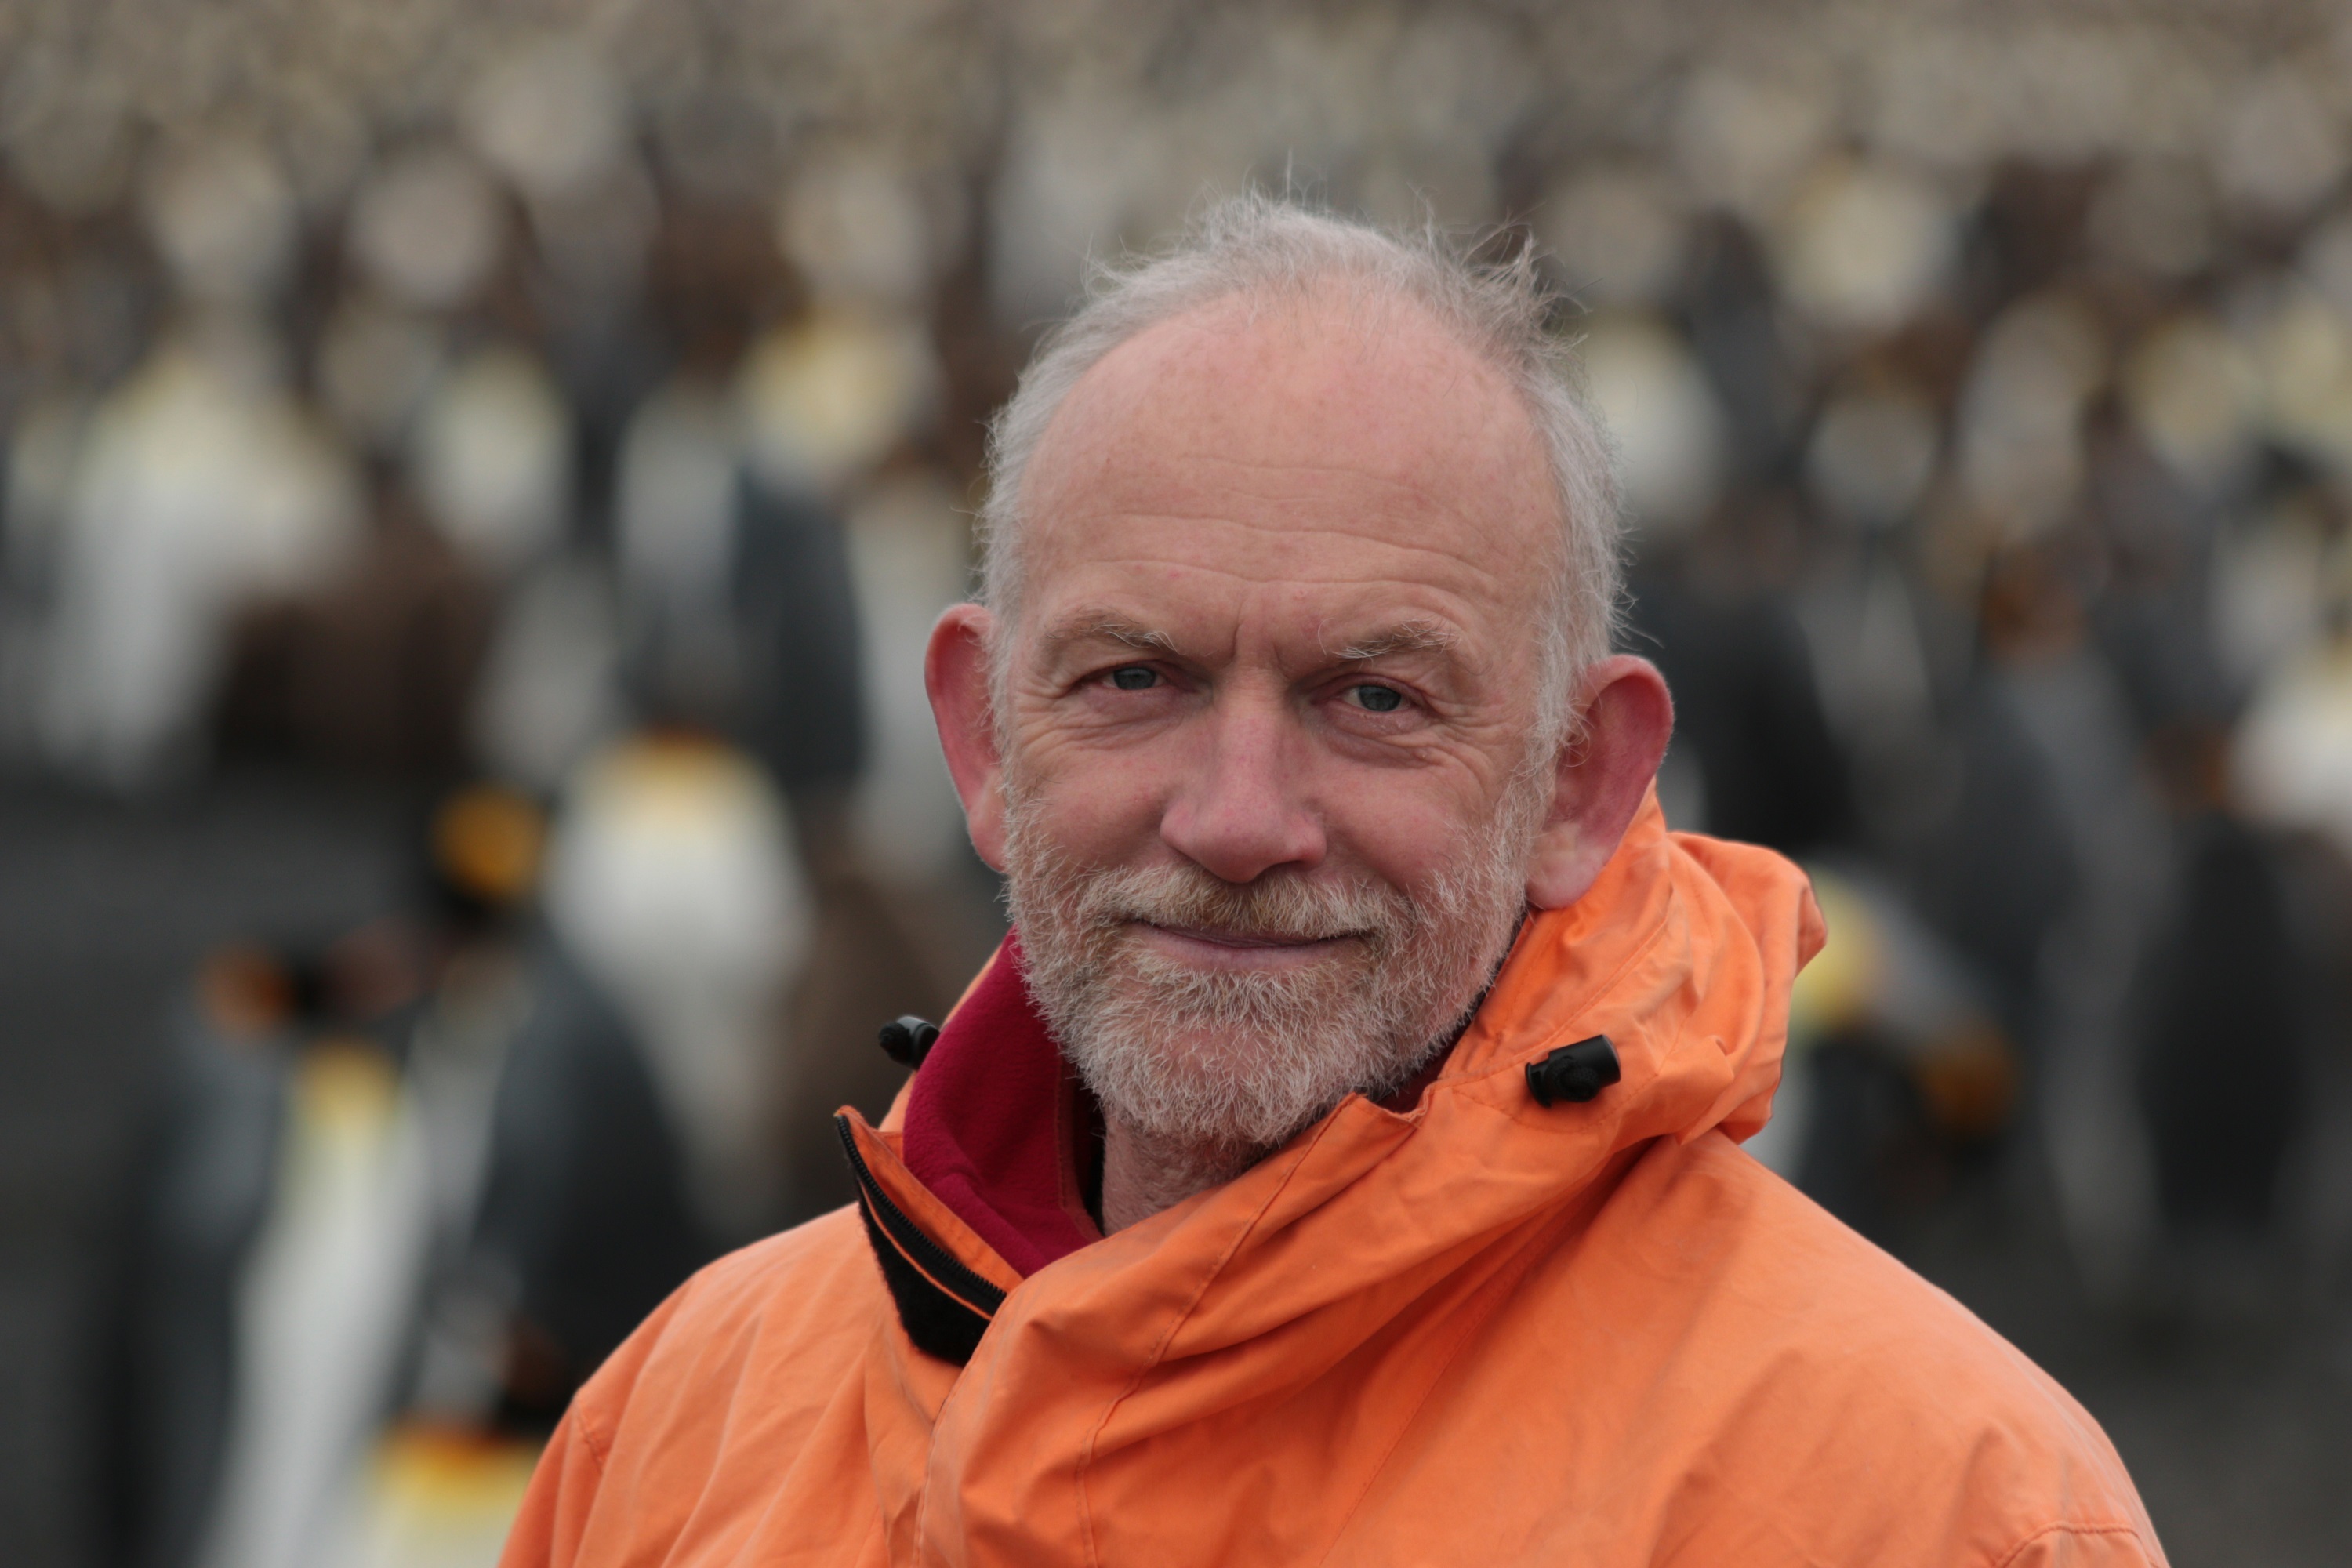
top-left (2130, 721), bottom-right (2308, 1322)
top-left (608, 208), bottom-right (991, 1221)
top-left (1753, 862), bottom-right (2019, 1243)
top-left (34, 136), bottom-right (361, 789)
top-left (95, 785), bottom-right (706, 1568)
top-left (542, 735), bottom-right (812, 1240)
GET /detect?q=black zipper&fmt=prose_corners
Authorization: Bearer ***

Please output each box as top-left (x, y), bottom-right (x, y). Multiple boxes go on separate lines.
top-left (833, 1113), bottom-right (1008, 1315)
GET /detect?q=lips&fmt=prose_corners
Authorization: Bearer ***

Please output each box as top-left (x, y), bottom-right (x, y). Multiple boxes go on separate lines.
top-left (1128, 920), bottom-right (1366, 970)
top-left (1137, 912), bottom-right (1371, 942)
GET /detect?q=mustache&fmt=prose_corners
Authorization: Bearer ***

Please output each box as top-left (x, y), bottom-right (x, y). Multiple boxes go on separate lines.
top-left (1065, 862), bottom-right (1415, 947)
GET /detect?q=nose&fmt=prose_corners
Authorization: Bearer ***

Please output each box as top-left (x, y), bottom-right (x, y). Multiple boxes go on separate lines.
top-left (1157, 691), bottom-right (1327, 884)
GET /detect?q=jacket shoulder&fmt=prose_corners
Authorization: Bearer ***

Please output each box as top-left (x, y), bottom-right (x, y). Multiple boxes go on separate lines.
top-left (1653, 1135), bottom-right (2092, 1411)
top-left (1568, 1134), bottom-right (2165, 1564)
top-left (512, 1205), bottom-right (884, 1566)
top-left (570, 1203), bottom-right (877, 1449)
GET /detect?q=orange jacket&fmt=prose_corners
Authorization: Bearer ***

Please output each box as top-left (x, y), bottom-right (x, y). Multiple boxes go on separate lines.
top-left (501, 802), bottom-right (2164, 1566)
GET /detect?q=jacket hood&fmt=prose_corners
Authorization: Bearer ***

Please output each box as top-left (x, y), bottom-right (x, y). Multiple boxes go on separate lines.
top-left (840, 795), bottom-right (1825, 1564)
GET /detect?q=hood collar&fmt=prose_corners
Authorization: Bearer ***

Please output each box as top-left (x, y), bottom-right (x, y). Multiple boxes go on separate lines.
top-left (891, 796), bottom-right (1823, 1286)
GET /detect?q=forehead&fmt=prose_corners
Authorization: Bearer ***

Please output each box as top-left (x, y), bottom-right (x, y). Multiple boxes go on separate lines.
top-left (1015, 285), bottom-right (1559, 648)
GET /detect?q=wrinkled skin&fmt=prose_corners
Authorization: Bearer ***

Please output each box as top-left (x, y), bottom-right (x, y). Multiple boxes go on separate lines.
top-left (928, 285), bottom-right (1672, 1229)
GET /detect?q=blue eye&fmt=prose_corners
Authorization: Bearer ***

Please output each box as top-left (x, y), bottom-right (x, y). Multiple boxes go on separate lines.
top-left (1348, 684), bottom-right (1403, 713)
top-left (1109, 666), bottom-right (1159, 691)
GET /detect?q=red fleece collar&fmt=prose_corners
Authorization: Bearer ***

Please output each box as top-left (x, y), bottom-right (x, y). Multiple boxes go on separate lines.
top-left (900, 932), bottom-right (1103, 1276)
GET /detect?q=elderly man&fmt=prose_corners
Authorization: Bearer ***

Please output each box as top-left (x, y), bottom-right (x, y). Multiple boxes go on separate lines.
top-left (501, 201), bottom-right (2161, 1568)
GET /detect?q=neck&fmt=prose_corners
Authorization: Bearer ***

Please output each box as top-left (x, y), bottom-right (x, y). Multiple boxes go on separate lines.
top-left (1098, 1116), bottom-right (1266, 1233)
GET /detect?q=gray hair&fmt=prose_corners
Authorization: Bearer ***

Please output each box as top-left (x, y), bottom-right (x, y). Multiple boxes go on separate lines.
top-left (978, 192), bottom-right (1623, 741)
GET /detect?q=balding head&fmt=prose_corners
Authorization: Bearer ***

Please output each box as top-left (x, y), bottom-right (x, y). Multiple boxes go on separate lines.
top-left (979, 196), bottom-right (1624, 729)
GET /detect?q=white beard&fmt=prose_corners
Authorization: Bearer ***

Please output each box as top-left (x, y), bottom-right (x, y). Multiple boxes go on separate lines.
top-left (1004, 771), bottom-right (1548, 1153)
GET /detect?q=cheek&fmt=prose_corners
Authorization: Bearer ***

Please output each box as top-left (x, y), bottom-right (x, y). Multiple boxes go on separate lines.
top-left (1007, 695), bottom-right (1523, 884)
top-left (1317, 775), bottom-right (1497, 891)
top-left (1010, 737), bottom-right (1172, 862)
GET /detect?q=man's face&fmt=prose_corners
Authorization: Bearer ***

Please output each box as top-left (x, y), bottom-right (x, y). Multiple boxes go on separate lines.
top-left (988, 288), bottom-right (1570, 1150)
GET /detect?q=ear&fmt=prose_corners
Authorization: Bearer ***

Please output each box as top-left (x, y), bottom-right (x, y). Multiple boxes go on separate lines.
top-left (924, 602), bottom-right (1009, 871)
top-left (1524, 655), bottom-right (1675, 909)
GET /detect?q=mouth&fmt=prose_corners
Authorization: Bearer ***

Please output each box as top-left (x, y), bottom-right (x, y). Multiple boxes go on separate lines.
top-left (1128, 921), bottom-right (1363, 971)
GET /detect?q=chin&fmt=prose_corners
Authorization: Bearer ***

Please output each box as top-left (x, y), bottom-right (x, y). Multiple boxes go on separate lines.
top-left (1055, 956), bottom-right (1434, 1150)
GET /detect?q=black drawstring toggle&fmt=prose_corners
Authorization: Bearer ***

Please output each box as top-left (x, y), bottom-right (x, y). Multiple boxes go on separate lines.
top-left (878, 1015), bottom-right (941, 1069)
top-left (1526, 1036), bottom-right (1620, 1106)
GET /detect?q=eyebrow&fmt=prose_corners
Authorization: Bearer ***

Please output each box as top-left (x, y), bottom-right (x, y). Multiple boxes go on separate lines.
top-left (1037, 614), bottom-right (1183, 659)
top-left (1327, 620), bottom-right (1461, 662)
top-left (1034, 612), bottom-right (1462, 669)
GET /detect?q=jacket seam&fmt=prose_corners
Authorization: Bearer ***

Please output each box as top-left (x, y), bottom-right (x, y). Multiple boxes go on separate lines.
top-left (1308, 1152), bottom-right (1579, 1568)
top-left (1990, 1522), bottom-right (2152, 1568)
top-left (572, 1256), bottom-right (706, 1477)
top-left (574, 1398), bottom-right (615, 1473)
top-left (1071, 1109), bottom-right (1349, 1568)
